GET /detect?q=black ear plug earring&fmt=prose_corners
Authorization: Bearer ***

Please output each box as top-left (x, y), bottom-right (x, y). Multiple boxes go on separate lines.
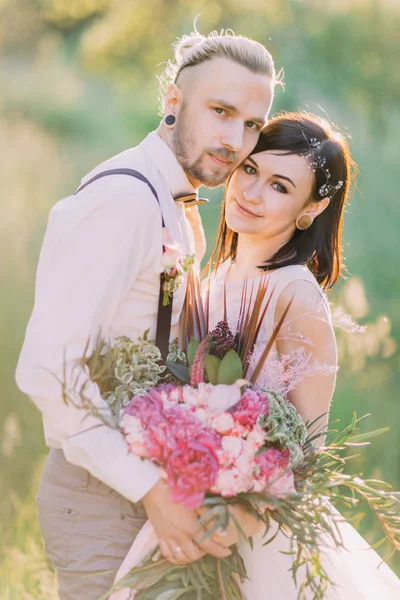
top-left (165, 115), bottom-right (176, 126)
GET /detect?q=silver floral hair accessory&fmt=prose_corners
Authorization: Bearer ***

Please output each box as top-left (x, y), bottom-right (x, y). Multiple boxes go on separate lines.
top-left (301, 136), bottom-right (344, 200)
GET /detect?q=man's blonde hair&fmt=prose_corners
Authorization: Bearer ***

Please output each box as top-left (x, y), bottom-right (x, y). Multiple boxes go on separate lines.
top-left (159, 27), bottom-right (281, 107)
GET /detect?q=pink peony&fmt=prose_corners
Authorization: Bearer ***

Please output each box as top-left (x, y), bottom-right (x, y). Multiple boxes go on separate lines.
top-left (255, 447), bottom-right (290, 479)
top-left (231, 389), bottom-right (270, 427)
top-left (254, 448), bottom-right (295, 497)
top-left (166, 436), bottom-right (220, 509)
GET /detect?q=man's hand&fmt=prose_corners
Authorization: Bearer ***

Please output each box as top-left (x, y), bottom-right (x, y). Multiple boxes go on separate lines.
top-left (185, 206), bottom-right (206, 264)
top-left (142, 480), bottom-right (231, 565)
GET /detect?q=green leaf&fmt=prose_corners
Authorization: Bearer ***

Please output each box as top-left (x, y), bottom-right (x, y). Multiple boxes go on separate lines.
top-left (217, 349), bottom-right (243, 385)
top-left (187, 337), bottom-right (200, 367)
top-left (204, 354), bottom-right (221, 384)
top-left (165, 361), bottom-right (190, 384)
top-left (347, 428), bottom-right (389, 443)
top-left (156, 589), bottom-right (188, 600)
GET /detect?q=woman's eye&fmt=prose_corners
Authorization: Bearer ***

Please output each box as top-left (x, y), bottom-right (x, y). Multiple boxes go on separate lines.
top-left (214, 107), bottom-right (226, 116)
top-left (272, 181), bottom-right (287, 194)
top-left (243, 164), bottom-right (257, 176)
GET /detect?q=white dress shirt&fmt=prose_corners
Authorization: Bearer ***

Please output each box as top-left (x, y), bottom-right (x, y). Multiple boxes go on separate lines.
top-left (16, 132), bottom-right (195, 502)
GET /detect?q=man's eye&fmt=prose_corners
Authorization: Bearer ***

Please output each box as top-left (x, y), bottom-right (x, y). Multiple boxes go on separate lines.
top-left (272, 182), bottom-right (287, 194)
top-left (244, 164), bottom-right (257, 176)
top-left (246, 121), bottom-right (260, 131)
top-left (214, 107), bottom-right (226, 116)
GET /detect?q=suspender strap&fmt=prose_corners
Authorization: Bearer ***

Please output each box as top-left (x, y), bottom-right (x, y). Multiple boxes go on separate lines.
top-left (75, 168), bottom-right (172, 360)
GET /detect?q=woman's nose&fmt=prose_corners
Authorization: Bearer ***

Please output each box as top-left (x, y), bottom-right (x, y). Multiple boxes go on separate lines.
top-left (243, 187), bottom-right (261, 205)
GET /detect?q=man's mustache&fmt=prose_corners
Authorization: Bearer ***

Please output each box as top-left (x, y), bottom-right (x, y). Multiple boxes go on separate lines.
top-left (207, 147), bottom-right (239, 164)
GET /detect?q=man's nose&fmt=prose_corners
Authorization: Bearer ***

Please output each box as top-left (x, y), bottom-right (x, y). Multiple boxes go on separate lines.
top-left (221, 122), bottom-right (245, 153)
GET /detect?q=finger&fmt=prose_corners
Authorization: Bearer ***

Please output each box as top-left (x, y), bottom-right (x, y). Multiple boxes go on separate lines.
top-left (165, 539), bottom-right (193, 565)
top-left (159, 539), bottom-right (179, 565)
top-left (196, 533), bottom-right (232, 558)
top-left (179, 538), bottom-right (205, 563)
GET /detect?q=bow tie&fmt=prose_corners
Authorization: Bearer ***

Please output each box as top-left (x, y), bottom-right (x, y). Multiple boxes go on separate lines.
top-left (174, 193), bottom-right (209, 207)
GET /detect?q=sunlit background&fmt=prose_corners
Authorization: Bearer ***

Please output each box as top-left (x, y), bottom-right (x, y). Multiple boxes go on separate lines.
top-left (1, 0), bottom-right (399, 597)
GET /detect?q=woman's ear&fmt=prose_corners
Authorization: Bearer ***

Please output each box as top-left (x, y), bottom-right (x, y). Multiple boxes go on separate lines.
top-left (295, 197), bottom-right (330, 230)
top-left (303, 197), bottom-right (330, 220)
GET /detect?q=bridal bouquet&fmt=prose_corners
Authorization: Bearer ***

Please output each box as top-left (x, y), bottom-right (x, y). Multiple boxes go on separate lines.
top-left (62, 272), bottom-right (400, 600)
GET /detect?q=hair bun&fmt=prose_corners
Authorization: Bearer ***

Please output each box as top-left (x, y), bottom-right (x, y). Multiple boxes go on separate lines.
top-left (174, 32), bottom-right (205, 66)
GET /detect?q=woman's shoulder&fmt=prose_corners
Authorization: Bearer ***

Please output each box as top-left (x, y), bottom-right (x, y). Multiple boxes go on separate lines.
top-left (273, 265), bottom-right (330, 324)
top-left (268, 264), bottom-right (320, 289)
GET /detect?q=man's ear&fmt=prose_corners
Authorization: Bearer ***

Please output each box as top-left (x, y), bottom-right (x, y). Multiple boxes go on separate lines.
top-left (163, 83), bottom-right (183, 118)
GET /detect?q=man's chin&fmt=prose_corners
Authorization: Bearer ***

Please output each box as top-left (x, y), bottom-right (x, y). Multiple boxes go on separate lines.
top-left (196, 166), bottom-right (234, 188)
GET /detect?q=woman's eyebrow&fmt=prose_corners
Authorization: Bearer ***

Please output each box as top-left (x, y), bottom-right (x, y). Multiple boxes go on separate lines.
top-left (273, 174), bottom-right (296, 188)
top-left (246, 156), bottom-right (297, 188)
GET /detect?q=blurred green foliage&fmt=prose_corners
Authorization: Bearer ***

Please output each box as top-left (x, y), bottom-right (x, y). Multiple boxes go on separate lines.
top-left (1, 0), bottom-right (399, 595)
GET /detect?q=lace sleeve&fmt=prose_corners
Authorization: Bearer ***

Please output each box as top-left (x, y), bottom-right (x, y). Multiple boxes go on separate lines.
top-left (250, 279), bottom-right (338, 435)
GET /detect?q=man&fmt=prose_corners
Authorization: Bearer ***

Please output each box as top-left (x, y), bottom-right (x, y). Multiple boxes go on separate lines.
top-left (16, 29), bottom-right (276, 599)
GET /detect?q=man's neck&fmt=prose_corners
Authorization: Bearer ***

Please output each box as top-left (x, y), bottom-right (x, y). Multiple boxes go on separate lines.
top-left (156, 124), bottom-right (200, 190)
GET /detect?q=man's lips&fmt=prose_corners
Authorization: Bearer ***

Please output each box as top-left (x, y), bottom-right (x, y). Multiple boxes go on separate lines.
top-left (234, 199), bottom-right (261, 217)
top-left (209, 153), bottom-right (234, 167)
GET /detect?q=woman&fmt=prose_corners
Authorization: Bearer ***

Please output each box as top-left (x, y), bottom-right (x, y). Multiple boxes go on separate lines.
top-left (205, 111), bottom-right (400, 598)
top-left (112, 112), bottom-right (400, 600)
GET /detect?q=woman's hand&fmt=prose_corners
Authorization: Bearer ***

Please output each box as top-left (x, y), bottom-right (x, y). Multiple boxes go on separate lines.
top-left (198, 503), bottom-right (262, 548)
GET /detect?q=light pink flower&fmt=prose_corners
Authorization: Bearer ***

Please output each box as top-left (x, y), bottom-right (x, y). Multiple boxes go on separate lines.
top-left (182, 383), bottom-right (213, 408)
top-left (268, 470), bottom-right (296, 496)
top-left (213, 467), bottom-right (253, 496)
top-left (210, 412), bottom-right (235, 434)
top-left (120, 414), bottom-right (149, 457)
top-left (221, 435), bottom-right (243, 459)
top-left (194, 407), bottom-right (208, 423)
top-left (161, 228), bottom-right (184, 269)
top-left (247, 424), bottom-right (265, 450)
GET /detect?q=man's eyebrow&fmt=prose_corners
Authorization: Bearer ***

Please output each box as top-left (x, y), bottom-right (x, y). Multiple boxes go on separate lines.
top-left (208, 99), bottom-right (266, 125)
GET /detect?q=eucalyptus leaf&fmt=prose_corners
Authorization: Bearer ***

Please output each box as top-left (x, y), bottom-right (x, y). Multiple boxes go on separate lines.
top-left (204, 354), bottom-right (221, 385)
top-left (217, 349), bottom-right (243, 384)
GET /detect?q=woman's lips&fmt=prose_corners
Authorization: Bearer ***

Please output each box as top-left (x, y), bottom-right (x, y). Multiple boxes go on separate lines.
top-left (234, 199), bottom-right (261, 217)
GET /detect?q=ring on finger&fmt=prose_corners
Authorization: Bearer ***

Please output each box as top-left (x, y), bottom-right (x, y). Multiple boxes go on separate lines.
top-left (172, 546), bottom-right (183, 555)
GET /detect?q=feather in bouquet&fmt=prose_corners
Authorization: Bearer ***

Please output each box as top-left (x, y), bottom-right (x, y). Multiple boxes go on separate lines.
top-left (61, 270), bottom-right (400, 600)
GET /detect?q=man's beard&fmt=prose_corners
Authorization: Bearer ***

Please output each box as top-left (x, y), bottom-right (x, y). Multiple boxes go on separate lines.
top-left (172, 107), bottom-right (238, 188)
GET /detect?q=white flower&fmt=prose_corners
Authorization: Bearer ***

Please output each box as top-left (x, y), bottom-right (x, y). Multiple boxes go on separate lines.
top-left (207, 379), bottom-right (248, 413)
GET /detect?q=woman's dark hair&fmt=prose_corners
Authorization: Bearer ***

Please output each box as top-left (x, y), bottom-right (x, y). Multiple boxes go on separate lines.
top-left (208, 111), bottom-right (358, 291)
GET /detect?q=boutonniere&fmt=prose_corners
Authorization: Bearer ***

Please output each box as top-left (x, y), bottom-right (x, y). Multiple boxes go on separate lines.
top-left (160, 228), bottom-right (195, 306)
